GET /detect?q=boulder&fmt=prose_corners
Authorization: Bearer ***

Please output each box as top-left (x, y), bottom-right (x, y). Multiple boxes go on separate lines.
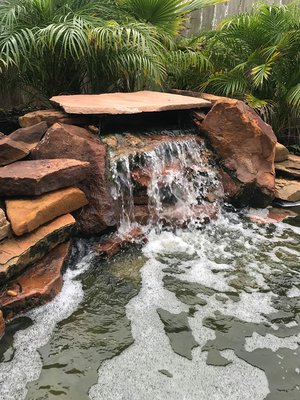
top-left (196, 99), bottom-right (277, 207)
top-left (0, 159), bottom-right (90, 196)
top-left (246, 207), bottom-right (297, 224)
top-left (275, 178), bottom-right (300, 202)
top-left (0, 214), bottom-right (75, 283)
top-left (19, 109), bottom-right (93, 128)
top-left (0, 122), bottom-right (48, 166)
top-left (6, 187), bottom-right (88, 236)
top-left (31, 123), bottom-right (115, 234)
top-left (275, 143), bottom-right (289, 162)
top-left (0, 241), bottom-right (71, 319)
top-left (0, 208), bottom-right (10, 241)
top-left (275, 154), bottom-right (300, 179)
top-left (0, 309), bottom-right (4, 338)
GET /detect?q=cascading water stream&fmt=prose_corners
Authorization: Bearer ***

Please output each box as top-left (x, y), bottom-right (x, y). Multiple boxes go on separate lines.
top-left (109, 134), bottom-right (223, 235)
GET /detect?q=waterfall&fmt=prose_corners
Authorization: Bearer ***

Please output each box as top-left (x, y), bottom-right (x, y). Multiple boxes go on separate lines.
top-left (109, 134), bottom-right (223, 235)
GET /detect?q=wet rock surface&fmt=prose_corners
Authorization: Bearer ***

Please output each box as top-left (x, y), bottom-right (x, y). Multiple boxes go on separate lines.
top-left (195, 99), bottom-right (277, 207)
top-left (0, 159), bottom-right (90, 196)
top-left (0, 241), bottom-right (71, 319)
top-left (0, 214), bottom-right (75, 282)
top-left (31, 123), bottom-right (115, 234)
top-left (5, 187), bottom-right (88, 236)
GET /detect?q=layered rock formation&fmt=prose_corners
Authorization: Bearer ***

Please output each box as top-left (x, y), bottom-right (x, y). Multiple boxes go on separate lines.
top-left (31, 123), bottom-right (116, 234)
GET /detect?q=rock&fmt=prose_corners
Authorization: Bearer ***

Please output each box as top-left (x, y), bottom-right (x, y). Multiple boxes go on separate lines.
top-left (0, 137), bottom-right (29, 167)
top-left (247, 207), bottom-right (297, 224)
top-left (6, 187), bottom-right (88, 236)
top-left (275, 178), bottom-right (300, 202)
top-left (0, 310), bottom-right (4, 338)
top-left (170, 89), bottom-right (228, 105)
top-left (134, 205), bottom-right (150, 225)
top-left (0, 208), bottom-right (10, 241)
top-left (196, 99), bottom-right (277, 207)
top-left (0, 159), bottom-right (90, 196)
top-left (31, 123), bottom-right (115, 234)
top-left (19, 109), bottom-right (93, 128)
top-left (275, 154), bottom-right (300, 179)
top-left (96, 227), bottom-right (146, 258)
top-left (0, 241), bottom-right (71, 319)
top-left (275, 143), bottom-right (289, 162)
top-left (0, 214), bottom-right (75, 283)
top-left (50, 91), bottom-right (211, 115)
top-left (0, 122), bottom-right (48, 166)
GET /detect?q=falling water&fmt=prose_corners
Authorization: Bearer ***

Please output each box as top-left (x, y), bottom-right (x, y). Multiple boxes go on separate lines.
top-left (109, 135), bottom-right (222, 235)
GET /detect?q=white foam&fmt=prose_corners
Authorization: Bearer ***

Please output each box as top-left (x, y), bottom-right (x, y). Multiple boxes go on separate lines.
top-left (90, 254), bottom-right (270, 400)
top-left (0, 252), bottom-right (94, 400)
top-left (287, 287), bottom-right (300, 298)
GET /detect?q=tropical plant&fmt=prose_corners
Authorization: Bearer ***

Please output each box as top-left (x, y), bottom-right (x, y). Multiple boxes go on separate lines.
top-left (197, 3), bottom-right (300, 143)
top-left (0, 0), bottom-right (223, 105)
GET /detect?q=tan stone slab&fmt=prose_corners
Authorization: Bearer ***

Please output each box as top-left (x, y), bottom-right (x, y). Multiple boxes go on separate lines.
top-left (6, 187), bottom-right (88, 236)
top-left (0, 214), bottom-right (75, 282)
top-left (275, 178), bottom-right (300, 202)
top-left (0, 241), bottom-right (71, 319)
top-left (19, 110), bottom-right (93, 128)
top-left (0, 159), bottom-right (90, 196)
top-left (275, 154), bottom-right (300, 179)
top-left (0, 208), bottom-right (10, 241)
top-left (50, 91), bottom-right (211, 115)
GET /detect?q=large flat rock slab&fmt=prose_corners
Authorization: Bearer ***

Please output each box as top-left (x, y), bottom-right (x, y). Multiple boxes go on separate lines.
top-left (0, 159), bottom-right (90, 196)
top-left (50, 91), bottom-right (211, 115)
top-left (0, 214), bottom-right (75, 282)
top-left (0, 241), bottom-right (71, 319)
top-left (6, 187), bottom-right (88, 236)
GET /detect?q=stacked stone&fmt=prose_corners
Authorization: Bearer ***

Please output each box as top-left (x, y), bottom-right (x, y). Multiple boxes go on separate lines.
top-left (0, 112), bottom-right (107, 338)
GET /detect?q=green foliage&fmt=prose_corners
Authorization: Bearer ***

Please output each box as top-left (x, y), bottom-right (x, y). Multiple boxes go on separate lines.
top-left (0, 0), bottom-right (224, 103)
top-left (197, 3), bottom-right (300, 142)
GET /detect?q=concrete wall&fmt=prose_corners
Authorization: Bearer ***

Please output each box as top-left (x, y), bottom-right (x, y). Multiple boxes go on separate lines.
top-left (185, 0), bottom-right (291, 35)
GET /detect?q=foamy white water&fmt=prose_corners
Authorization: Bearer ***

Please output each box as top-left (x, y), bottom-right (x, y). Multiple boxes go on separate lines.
top-left (0, 252), bottom-right (94, 400)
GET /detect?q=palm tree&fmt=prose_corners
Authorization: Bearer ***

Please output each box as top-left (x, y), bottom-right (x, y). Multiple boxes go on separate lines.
top-left (198, 3), bottom-right (300, 143)
top-left (0, 0), bottom-right (223, 103)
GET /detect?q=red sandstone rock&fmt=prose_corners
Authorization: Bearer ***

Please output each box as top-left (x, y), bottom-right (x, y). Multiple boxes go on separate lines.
top-left (0, 122), bottom-right (48, 166)
top-left (0, 241), bottom-right (71, 319)
top-left (19, 109), bottom-right (93, 128)
top-left (31, 123), bottom-right (115, 234)
top-left (96, 227), bottom-right (146, 258)
top-left (247, 208), bottom-right (297, 224)
top-left (0, 159), bottom-right (90, 196)
top-left (0, 214), bottom-right (75, 282)
top-left (196, 99), bottom-right (277, 207)
top-left (0, 309), bottom-right (4, 338)
top-left (134, 205), bottom-right (150, 225)
top-left (50, 91), bottom-right (211, 115)
top-left (6, 187), bottom-right (88, 236)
